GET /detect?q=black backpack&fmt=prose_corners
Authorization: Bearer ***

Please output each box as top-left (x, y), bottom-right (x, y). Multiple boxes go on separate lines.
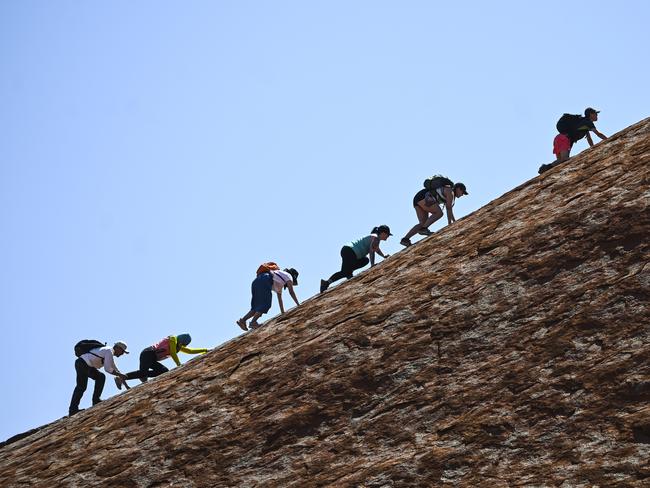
top-left (74, 339), bottom-right (106, 358)
top-left (423, 175), bottom-right (453, 192)
top-left (556, 113), bottom-right (582, 134)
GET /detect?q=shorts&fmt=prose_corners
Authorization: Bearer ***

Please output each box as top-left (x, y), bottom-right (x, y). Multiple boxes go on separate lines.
top-left (553, 134), bottom-right (572, 155)
top-left (250, 272), bottom-right (273, 313)
top-left (413, 188), bottom-right (429, 207)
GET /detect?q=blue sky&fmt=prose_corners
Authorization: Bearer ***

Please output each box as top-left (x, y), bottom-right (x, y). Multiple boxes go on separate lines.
top-left (1, 1), bottom-right (648, 441)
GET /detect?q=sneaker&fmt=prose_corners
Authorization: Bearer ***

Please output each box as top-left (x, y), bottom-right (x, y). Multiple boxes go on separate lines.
top-left (538, 163), bottom-right (551, 174)
top-left (249, 321), bottom-right (262, 330)
top-left (418, 228), bottom-right (433, 236)
top-left (400, 237), bottom-right (412, 247)
top-left (236, 319), bottom-right (248, 331)
top-left (68, 408), bottom-right (84, 416)
top-left (320, 279), bottom-right (330, 293)
top-left (114, 377), bottom-right (123, 390)
top-left (140, 377), bottom-right (148, 384)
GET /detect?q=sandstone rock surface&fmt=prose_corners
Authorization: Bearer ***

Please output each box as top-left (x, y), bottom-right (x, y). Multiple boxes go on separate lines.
top-left (1, 119), bottom-right (649, 487)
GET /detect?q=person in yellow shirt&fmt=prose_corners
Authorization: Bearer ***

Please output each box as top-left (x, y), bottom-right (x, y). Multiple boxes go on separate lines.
top-left (115, 334), bottom-right (207, 389)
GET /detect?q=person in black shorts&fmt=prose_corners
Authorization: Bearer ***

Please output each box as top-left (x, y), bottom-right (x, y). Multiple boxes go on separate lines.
top-left (400, 182), bottom-right (467, 247)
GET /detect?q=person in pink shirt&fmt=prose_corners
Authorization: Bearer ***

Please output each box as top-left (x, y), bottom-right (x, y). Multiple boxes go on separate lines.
top-left (115, 334), bottom-right (207, 389)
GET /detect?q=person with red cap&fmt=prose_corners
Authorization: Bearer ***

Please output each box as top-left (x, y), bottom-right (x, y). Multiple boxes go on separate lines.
top-left (539, 108), bottom-right (608, 174)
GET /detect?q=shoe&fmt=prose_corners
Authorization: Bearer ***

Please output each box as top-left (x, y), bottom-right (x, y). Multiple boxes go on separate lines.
top-left (400, 237), bottom-right (412, 247)
top-left (320, 279), bottom-right (330, 293)
top-left (417, 228), bottom-right (433, 236)
top-left (68, 408), bottom-right (84, 416)
top-left (140, 377), bottom-right (148, 384)
top-left (249, 321), bottom-right (261, 330)
top-left (92, 399), bottom-right (102, 406)
top-left (538, 163), bottom-right (551, 174)
top-left (236, 319), bottom-right (248, 331)
top-left (114, 377), bottom-right (123, 390)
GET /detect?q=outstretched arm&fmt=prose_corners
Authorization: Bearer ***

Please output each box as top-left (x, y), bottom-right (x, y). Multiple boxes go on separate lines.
top-left (370, 237), bottom-right (389, 266)
top-left (593, 129), bottom-right (608, 141)
top-left (445, 188), bottom-right (456, 224)
top-left (276, 291), bottom-right (285, 314)
top-left (180, 346), bottom-right (208, 355)
top-left (287, 283), bottom-right (300, 307)
top-left (586, 132), bottom-right (594, 147)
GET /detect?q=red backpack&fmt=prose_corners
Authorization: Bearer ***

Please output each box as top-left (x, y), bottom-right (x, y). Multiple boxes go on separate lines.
top-left (256, 262), bottom-right (280, 275)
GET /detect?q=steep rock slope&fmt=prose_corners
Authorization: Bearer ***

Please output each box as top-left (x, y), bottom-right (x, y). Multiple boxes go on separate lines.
top-left (1, 119), bottom-right (649, 487)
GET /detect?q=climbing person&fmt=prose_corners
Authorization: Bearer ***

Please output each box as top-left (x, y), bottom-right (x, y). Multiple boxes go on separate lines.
top-left (237, 267), bottom-right (300, 331)
top-left (115, 334), bottom-right (208, 389)
top-left (69, 340), bottom-right (129, 416)
top-left (320, 225), bottom-right (391, 293)
top-left (400, 176), bottom-right (468, 247)
top-left (539, 108), bottom-right (608, 174)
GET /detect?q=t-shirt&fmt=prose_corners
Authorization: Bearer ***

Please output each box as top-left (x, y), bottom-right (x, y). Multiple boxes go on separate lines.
top-left (271, 270), bottom-right (293, 293)
top-left (346, 234), bottom-right (377, 259)
top-left (81, 346), bottom-right (119, 374)
top-left (569, 117), bottom-right (596, 143)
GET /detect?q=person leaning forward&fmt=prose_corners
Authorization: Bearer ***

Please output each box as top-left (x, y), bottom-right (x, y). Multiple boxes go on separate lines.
top-left (115, 334), bottom-right (207, 389)
top-left (320, 225), bottom-right (391, 293)
top-left (237, 267), bottom-right (300, 331)
top-left (539, 107), bottom-right (608, 174)
top-left (400, 181), bottom-right (468, 247)
top-left (69, 341), bottom-right (129, 416)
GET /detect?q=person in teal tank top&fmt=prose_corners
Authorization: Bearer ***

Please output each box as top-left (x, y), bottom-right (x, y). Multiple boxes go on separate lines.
top-left (320, 225), bottom-right (391, 292)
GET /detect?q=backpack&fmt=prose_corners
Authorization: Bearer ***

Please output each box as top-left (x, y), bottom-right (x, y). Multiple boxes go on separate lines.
top-left (74, 339), bottom-right (106, 358)
top-left (256, 262), bottom-right (280, 275)
top-left (423, 175), bottom-right (453, 192)
top-left (556, 113), bottom-right (582, 135)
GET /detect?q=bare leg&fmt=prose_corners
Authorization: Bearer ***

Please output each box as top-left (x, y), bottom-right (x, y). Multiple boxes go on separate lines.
top-left (237, 310), bottom-right (257, 330)
top-left (248, 312), bottom-right (263, 329)
top-left (540, 150), bottom-right (570, 174)
top-left (403, 205), bottom-right (442, 240)
top-left (550, 150), bottom-right (570, 168)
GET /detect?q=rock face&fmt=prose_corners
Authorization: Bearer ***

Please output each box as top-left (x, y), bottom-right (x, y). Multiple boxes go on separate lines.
top-left (1, 119), bottom-right (649, 487)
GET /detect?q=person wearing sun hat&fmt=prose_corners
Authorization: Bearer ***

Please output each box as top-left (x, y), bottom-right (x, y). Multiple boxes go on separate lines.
top-left (69, 340), bottom-right (129, 416)
top-left (320, 225), bottom-right (392, 292)
top-left (115, 334), bottom-right (208, 389)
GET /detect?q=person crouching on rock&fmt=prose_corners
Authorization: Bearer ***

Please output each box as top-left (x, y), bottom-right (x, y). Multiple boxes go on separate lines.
top-left (115, 334), bottom-right (208, 389)
top-left (320, 225), bottom-right (391, 293)
top-left (400, 180), bottom-right (468, 247)
top-left (237, 267), bottom-right (300, 331)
